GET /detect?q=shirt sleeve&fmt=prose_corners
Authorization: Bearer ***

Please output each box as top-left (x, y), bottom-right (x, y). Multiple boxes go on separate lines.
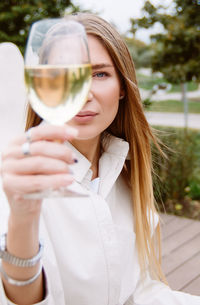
top-left (124, 273), bottom-right (200, 305)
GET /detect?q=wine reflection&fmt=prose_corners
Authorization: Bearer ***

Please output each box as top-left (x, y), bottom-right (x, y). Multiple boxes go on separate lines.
top-left (33, 67), bottom-right (68, 107)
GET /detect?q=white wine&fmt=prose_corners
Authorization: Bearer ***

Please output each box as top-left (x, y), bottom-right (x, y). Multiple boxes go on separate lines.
top-left (25, 64), bottom-right (92, 125)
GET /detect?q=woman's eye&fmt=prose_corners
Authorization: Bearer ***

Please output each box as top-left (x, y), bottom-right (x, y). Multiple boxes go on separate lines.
top-left (93, 72), bottom-right (107, 78)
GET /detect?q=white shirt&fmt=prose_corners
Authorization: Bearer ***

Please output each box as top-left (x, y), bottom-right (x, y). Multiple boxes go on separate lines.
top-left (0, 134), bottom-right (200, 305)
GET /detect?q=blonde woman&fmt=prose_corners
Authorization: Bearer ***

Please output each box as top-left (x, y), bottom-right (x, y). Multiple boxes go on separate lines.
top-left (0, 13), bottom-right (199, 305)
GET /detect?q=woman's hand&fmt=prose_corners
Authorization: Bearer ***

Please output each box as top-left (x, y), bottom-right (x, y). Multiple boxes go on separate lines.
top-left (0, 123), bottom-right (78, 304)
top-left (1, 123), bottom-right (78, 219)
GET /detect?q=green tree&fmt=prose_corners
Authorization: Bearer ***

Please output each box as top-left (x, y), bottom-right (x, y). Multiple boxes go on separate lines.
top-left (125, 36), bottom-right (153, 69)
top-left (0, 0), bottom-right (80, 54)
top-left (130, 0), bottom-right (200, 125)
top-left (130, 0), bottom-right (200, 83)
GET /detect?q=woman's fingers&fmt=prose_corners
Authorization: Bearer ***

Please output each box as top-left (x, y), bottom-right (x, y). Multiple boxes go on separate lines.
top-left (3, 173), bottom-right (74, 195)
top-left (1, 124), bottom-right (78, 202)
top-left (2, 141), bottom-right (76, 163)
top-left (2, 156), bottom-right (73, 175)
top-left (11, 124), bottom-right (78, 145)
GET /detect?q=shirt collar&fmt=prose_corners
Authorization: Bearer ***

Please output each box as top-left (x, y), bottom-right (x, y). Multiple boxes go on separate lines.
top-left (66, 141), bottom-right (92, 183)
top-left (98, 134), bottom-right (129, 197)
top-left (65, 134), bottom-right (129, 197)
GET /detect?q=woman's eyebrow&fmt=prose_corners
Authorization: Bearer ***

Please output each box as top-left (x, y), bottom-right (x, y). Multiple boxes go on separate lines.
top-left (92, 63), bottom-right (114, 69)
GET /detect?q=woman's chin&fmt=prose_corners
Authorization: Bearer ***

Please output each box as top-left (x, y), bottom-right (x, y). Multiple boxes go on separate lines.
top-left (67, 122), bottom-right (99, 139)
top-left (75, 132), bottom-right (100, 141)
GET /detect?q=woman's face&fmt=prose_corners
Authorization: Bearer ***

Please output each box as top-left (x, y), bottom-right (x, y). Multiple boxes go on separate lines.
top-left (68, 34), bottom-right (123, 140)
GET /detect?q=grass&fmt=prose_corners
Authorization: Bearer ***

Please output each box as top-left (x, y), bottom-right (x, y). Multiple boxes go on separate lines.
top-left (170, 82), bottom-right (198, 93)
top-left (137, 73), bottom-right (199, 92)
top-left (137, 73), bottom-right (165, 91)
top-left (146, 99), bottom-right (200, 113)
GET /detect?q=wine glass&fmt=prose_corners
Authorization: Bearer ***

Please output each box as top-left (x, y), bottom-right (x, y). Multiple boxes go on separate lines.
top-left (24, 18), bottom-right (92, 198)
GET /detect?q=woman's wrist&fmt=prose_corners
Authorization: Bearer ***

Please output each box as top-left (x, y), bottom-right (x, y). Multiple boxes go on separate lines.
top-left (8, 205), bottom-right (41, 227)
top-left (7, 196), bottom-right (42, 221)
top-left (1, 212), bottom-right (42, 288)
top-left (0, 233), bottom-right (44, 267)
top-left (7, 212), bottom-right (40, 260)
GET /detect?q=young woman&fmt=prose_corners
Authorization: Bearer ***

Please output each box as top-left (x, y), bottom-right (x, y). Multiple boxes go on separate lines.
top-left (0, 13), bottom-right (199, 305)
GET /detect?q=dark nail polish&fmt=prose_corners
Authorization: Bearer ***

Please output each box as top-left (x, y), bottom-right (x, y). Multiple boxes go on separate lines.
top-left (74, 158), bottom-right (78, 163)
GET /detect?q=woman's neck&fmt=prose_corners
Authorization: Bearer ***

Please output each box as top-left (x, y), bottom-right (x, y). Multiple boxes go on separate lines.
top-left (70, 135), bottom-right (101, 179)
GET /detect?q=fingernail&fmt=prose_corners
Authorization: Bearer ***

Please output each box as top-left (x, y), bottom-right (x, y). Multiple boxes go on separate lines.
top-left (65, 127), bottom-right (79, 137)
top-left (71, 153), bottom-right (78, 164)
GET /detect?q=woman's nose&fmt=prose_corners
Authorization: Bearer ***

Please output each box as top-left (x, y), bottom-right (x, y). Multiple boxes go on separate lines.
top-left (87, 90), bottom-right (93, 102)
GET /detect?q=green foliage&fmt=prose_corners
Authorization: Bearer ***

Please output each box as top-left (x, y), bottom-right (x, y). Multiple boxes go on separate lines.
top-left (125, 37), bottom-right (153, 68)
top-left (131, 0), bottom-right (200, 83)
top-left (143, 98), bottom-right (152, 109)
top-left (187, 180), bottom-right (200, 200)
top-left (153, 127), bottom-right (200, 219)
top-left (0, 0), bottom-right (80, 54)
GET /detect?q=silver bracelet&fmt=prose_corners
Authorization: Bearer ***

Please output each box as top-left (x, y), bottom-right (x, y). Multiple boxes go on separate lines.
top-left (0, 261), bottom-right (43, 286)
top-left (0, 233), bottom-right (44, 267)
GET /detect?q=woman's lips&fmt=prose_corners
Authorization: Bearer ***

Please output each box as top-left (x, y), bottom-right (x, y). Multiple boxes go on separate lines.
top-left (74, 111), bottom-right (98, 123)
top-left (76, 111), bottom-right (97, 116)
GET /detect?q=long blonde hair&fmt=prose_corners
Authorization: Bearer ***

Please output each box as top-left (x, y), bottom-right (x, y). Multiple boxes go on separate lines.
top-left (25, 13), bottom-right (166, 282)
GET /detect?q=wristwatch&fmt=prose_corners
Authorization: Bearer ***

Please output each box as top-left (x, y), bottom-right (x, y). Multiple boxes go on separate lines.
top-left (0, 233), bottom-right (44, 267)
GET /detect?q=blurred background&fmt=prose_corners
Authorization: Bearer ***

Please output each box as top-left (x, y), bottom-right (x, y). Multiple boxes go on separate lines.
top-left (0, 0), bottom-right (200, 219)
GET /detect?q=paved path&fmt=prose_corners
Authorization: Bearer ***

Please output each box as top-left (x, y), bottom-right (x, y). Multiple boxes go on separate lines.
top-left (160, 213), bottom-right (200, 295)
top-left (141, 87), bottom-right (200, 129)
top-left (140, 88), bottom-right (200, 101)
top-left (146, 112), bottom-right (200, 129)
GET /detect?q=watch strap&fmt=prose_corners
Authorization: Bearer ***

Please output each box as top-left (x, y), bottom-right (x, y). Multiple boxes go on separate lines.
top-left (0, 260), bottom-right (43, 286)
top-left (0, 233), bottom-right (44, 267)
